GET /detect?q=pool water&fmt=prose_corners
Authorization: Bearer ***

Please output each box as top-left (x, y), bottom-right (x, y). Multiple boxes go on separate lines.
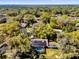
top-left (35, 47), bottom-right (45, 53)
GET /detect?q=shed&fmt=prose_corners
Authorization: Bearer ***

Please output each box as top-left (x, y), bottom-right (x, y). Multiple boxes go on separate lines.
top-left (48, 42), bottom-right (58, 49)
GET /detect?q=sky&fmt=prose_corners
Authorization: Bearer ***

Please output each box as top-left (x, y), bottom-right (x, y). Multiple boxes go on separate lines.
top-left (0, 0), bottom-right (79, 5)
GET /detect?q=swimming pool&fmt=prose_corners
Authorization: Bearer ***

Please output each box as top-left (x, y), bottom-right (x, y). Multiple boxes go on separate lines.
top-left (34, 47), bottom-right (45, 53)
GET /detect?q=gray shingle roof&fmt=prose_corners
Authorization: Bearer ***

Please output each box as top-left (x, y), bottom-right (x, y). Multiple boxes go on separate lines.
top-left (31, 39), bottom-right (48, 47)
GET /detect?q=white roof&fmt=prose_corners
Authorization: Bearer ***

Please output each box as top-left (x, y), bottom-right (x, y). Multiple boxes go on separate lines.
top-left (76, 23), bottom-right (79, 27)
top-left (53, 29), bottom-right (62, 32)
top-left (20, 23), bottom-right (27, 28)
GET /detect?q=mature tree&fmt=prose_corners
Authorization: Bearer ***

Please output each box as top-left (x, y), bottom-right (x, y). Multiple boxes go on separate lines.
top-left (40, 12), bottom-right (51, 23)
top-left (23, 14), bottom-right (36, 24)
top-left (34, 23), bottom-right (56, 40)
top-left (39, 55), bottom-right (47, 59)
top-left (57, 31), bottom-right (79, 59)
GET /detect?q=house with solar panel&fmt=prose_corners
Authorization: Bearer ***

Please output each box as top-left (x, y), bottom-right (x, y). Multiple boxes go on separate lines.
top-left (31, 39), bottom-right (48, 53)
top-left (31, 39), bottom-right (58, 53)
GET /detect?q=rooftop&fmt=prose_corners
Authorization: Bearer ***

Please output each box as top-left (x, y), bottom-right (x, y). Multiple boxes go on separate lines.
top-left (31, 39), bottom-right (48, 47)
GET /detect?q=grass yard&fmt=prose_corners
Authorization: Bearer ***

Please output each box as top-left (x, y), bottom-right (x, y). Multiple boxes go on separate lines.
top-left (46, 48), bottom-right (62, 59)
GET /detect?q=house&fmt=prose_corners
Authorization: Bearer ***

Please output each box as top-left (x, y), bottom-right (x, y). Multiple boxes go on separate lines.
top-left (0, 14), bottom-right (7, 23)
top-left (75, 17), bottom-right (79, 20)
top-left (56, 14), bottom-right (61, 17)
top-left (20, 23), bottom-right (27, 28)
top-left (76, 23), bottom-right (79, 27)
top-left (75, 23), bottom-right (79, 30)
top-left (51, 14), bottom-right (62, 19)
top-left (53, 29), bottom-right (62, 33)
top-left (0, 14), bottom-right (5, 17)
top-left (31, 39), bottom-right (48, 53)
top-left (70, 16), bottom-right (79, 20)
top-left (0, 42), bottom-right (8, 54)
top-left (19, 22), bottom-right (27, 35)
top-left (51, 15), bottom-right (57, 19)
top-left (30, 35), bottom-right (34, 39)
top-left (31, 39), bottom-right (59, 53)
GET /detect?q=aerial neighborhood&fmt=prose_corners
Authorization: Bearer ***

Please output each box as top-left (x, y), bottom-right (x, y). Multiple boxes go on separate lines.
top-left (0, 5), bottom-right (79, 59)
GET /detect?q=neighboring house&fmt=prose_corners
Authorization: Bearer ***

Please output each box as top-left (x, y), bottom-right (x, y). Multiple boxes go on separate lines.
top-left (56, 14), bottom-right (62, 17)
top-left (0, 42), bottom-right (8, 54)
top-left (51, 15), bottom-right (57, 17)
top-left (20, 23), bottom-right (27, 28)
top-left (0, 14), bottom-right (7, 23)
top-left (51, 14), bottom-right (61, 18)
top-left (19, 22), bottom-right (27, 35)
top-left (70, 16), bottom-right (79, 20)
top-left (30, 35), bottom-right (34, 39)
top-left (0, 14), bottom-right (5, 17)
top-left (75, 23), bottom-right (79, 30)
top-left (53, 29), bottom-right (62, 33)
top-left (75, 17), bottom-right (79, 20)
top-left (51, 15), bottom-right (57, 19)
top-left (76, 23), bottom-right (79, 27)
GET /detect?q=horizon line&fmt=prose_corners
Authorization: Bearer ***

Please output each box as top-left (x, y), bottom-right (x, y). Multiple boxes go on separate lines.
top-left (0, 4), bottom-right (79, 5)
